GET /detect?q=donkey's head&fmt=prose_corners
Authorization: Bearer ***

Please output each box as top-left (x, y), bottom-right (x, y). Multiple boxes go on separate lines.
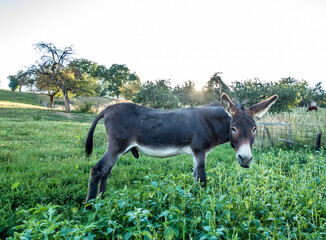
top-left (221, 93), bottom-right (278, 168)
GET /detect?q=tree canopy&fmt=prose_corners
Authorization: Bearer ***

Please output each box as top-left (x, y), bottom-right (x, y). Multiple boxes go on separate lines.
top-left (173, 80), bottom-right (204, 107)
top-left (133, 79), bottom-right (180, 109)
top-left (230, 77), bottom-right (324, 113)
top-left (101, 64), bottom-right (141, 99)
top-left (203, 72), bottom-right (230, 104)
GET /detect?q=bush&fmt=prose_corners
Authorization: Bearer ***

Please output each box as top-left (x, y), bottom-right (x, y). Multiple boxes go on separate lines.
top-left (74, 100), bottom-right (94, 113)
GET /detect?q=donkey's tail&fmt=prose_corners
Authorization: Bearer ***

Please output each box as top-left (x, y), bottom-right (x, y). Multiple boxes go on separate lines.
top-left (85, 110), bottom-right (105, 156)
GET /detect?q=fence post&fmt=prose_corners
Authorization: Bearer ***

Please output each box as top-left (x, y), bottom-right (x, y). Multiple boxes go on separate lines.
top-left (265, 126), bottom-right (274, 147)
top-left (288, 123), bottom-right (292, 147)
top-left (315, 131), bottom-right (322, 152)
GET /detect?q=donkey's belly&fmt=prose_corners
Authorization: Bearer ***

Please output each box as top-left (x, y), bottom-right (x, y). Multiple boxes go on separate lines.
top-left (135, 144), bottom-right (192, 158)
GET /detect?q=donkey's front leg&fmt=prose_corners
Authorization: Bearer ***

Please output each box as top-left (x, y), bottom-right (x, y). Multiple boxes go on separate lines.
top-left (192, 152), bottom-right (207, 187)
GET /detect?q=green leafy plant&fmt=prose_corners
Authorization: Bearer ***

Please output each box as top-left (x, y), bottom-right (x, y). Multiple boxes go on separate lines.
top-left (74, 100), bottom-right (94, 113)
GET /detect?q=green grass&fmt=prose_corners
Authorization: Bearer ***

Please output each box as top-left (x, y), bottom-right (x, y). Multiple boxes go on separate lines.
top-left (1, 89), bottom-right (114, 112)
top-left (0, 91), bottom-right (325, 239)
top-left (0, 90), bottom-right (39, 106)
top-left (32, 91), bottom-right (115, 111)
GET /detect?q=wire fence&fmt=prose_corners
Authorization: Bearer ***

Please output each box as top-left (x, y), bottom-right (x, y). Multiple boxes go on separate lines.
top-left (254, 121), bottom-right (325, 150)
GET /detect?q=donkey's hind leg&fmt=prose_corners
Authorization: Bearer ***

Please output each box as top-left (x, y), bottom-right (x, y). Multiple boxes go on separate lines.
top-left (99, 166), bottom-right (113, 196)
top-left (85, 150), bottom-right (120, 203)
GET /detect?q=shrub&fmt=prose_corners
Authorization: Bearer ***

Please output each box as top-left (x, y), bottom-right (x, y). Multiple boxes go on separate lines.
top-left (74, 101), bottom-right (94, 113)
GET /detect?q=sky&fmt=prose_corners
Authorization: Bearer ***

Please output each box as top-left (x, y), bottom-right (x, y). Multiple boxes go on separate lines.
top-left (1, 0), bottom-right (326, 91)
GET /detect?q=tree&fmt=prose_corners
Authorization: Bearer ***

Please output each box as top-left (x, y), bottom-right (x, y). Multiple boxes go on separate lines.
top-left (33, 64), bottom-right (60, 108)
top-left (311, 82), bottom-right (326, 106)
top-left (8, 75), bottom-right (19, 92)
top-left (133, 79), bottom-right (180, 109)
top-left (31, 42), bottom-right (100, 112)
top-left (231, 78), bottom-right (270, 107)
top-left (118, 76), bottom-right (141, 100)
top-left (231, 77), bottom-right (308, 113)
top-left (272, 77), bottom-right (305, 112)
top-left (67, 61), bottom-right (101, 97)
top-left (101, 64), bottom-right (141, 99)
top-left (8, 70), bottom-right (34, 92)
top-left (173, 80), bottom-right (204, 106)
top-left (32, 42), bottom-right (75, 111)
top-left (202, 72), bottom-right (230, 103)
top-left (71, 58), bottom-right (99, 77)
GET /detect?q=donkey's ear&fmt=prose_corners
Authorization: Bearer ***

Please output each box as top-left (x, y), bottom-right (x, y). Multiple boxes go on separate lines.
top-left (221, 93), bottom-right (238, 117)
top-left (249, 95), bottom-right (278, 118)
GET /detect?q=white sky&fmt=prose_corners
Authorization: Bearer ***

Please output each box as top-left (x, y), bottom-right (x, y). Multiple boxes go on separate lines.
top-left (1, 0), bottom-right (326, 90)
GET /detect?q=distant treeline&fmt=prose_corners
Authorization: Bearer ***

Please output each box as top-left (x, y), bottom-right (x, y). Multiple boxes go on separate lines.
top-left (8, 42), bottom-right (325, 112)
top-left (133, 76), bottom-right (326, 113)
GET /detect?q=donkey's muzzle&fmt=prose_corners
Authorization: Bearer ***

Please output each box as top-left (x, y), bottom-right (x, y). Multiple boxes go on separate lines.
top-left (236, 152), bottom-right (253, 168)
top-left (236, 143), bottom-right (253, 168)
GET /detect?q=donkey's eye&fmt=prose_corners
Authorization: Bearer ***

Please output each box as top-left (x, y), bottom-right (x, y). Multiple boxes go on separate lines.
top-left (231, 127), bottom-right (237, 133)
top-left (253, 127), bottom-right (257, 134)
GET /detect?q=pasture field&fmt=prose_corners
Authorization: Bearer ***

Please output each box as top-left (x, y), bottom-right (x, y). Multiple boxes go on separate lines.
top-left (0, 91), bottom-right (325, 239)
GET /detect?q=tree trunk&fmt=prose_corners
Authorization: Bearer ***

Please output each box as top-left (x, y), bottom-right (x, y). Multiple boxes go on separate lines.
top-left (49, 95), bottom-right (54, 108)
top-left (19, 85), bottom-right (22, 92)
top-left (62, 90), bottom-right (71, 112)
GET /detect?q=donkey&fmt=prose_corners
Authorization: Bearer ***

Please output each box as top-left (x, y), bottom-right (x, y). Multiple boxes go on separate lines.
top-left (85, 93), bottom-right (278, 203)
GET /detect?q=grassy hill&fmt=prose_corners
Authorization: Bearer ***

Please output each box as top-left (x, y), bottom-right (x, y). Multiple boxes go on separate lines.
top-left (0, 90), bottom-right (40, 106)
top-left (0, 89), bottom-right (115, 112)
top-left (0, 90), bottom-right (325, 239)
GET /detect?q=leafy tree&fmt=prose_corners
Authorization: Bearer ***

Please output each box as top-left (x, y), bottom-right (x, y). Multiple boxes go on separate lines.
top-left (67, 62), bottom-right (101, 97)
top-left (271, 77), bottom-right (306, 112)
top-left (31, 42), bottom-right (100, 112)
top-left (71, 59), bottom-right (103, 94)
top-left (231, 77), bottom-right (310, 113)
top-left (231, 78), bottom-right (271, 107)
top-left (8, 70), bottom-right (34, 92)
top-left (133, 79), bottom-right (180, 109)
top-left (118, 76), bottom-right (141, 100)
top-left (71, 58), bottom-right (99, 77)
top-left (202, 72), bottom-right (230, 103)
top-left (8, 75), bottom-right (19, 92)
top-left (101, 64), bottom-right (141, 99)
top-left (173, 80), bottom-right (204, 106)
top-left (31, 42), bottom-right (75, 112)
top-left (311, 82), bottom-right (326, 106)
top-left (34, 65), bottom-right (60, 108)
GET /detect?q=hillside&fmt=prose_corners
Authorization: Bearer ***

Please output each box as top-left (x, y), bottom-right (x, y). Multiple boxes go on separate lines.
top-left (0, 89), bottom-right (115, 112)
top-left (0, 89), bottom-right (40, 106)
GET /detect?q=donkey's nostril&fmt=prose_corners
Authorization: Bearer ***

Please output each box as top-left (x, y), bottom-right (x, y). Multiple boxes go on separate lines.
top-left (249, 156), bottom-right (253, 162)
top-left (238, 154), bottom-right (244, 161)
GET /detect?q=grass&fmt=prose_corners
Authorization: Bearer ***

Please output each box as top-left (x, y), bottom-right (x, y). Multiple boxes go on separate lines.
top-left (0, 90), bottom-right (325, 239)
top-left (0, 90), bottom-right (39, 106)
top-left (32, 91), bottom-right (115, 112)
